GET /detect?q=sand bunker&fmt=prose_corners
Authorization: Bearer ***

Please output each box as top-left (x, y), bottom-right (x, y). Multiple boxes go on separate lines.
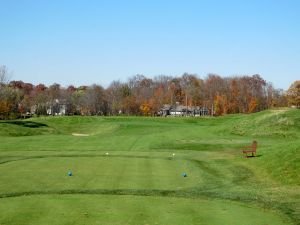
top-left (72, 133), bottom-right (90, 137)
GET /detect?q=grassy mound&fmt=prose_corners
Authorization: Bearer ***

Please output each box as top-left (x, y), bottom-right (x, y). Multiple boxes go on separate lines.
top-left (0, 120), bottom-right (54, 136)
top-left (231, 108), bottom-right (300, 138)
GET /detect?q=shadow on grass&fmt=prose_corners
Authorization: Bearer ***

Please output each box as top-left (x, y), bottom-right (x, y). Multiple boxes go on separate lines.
top-left (2, 121), bottom-right (48, 128)
top-left (0, 154), bottom-right (183, 165)
top-left (245, 154), bottom-right (263, 158)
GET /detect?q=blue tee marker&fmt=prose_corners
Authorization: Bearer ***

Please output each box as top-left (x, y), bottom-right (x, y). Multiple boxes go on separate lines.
top-left (68, 171), bottom-right (73, 176)
top-left (182, 172), bottom-right (187, 177)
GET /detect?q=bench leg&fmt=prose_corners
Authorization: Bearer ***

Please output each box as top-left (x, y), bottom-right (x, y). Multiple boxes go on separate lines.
top-left (243, 151), bottom-right (256, 158)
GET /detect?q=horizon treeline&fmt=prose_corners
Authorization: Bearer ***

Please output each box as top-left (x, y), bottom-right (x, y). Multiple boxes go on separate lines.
top-left (0, 65), bottom-right (296, 119)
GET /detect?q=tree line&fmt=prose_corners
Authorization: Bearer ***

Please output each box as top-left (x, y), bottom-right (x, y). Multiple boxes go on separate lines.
top-left (0, 65), bottom-right (298, 119)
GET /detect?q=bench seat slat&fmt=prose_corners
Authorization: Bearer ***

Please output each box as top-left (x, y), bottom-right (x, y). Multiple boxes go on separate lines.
top-left (241, 141), bottom-right (257, 158)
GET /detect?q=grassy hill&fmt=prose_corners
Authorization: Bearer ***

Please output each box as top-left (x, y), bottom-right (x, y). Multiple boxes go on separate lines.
top-left (0, 108), bottom-right (299, 225)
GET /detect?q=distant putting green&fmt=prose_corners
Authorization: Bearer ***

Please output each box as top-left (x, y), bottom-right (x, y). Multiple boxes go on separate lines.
top-left (0, 109), bottom-right (299, 224)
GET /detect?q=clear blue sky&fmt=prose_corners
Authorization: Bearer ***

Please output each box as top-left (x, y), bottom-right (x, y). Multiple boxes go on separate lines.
top-left (1, 0), bottom-right (299, 90)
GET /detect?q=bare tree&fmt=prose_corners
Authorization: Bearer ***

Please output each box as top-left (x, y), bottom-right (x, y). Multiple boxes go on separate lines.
top-left (0, 65), bottom-right (10, 84)
top-left (32, 84), bottom-right (48, 115)
top-left (80, 84), bottom-right (107, 115)
top-left (47, 83), bottom-right (62, 115)
top-left (106, 81), bottom-right (124, 115)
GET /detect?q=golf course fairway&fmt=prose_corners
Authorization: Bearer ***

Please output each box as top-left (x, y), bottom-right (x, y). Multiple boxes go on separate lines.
top-left (0, 108), bottom-right (299, 225)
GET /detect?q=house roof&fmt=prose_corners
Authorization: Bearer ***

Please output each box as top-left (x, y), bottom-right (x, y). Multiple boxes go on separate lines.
top-left (161, 104), bottom-right (209, 112)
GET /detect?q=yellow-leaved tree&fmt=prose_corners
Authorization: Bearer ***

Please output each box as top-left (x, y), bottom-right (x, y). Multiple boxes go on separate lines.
top-left (286, 80), bottom-right (300, 108)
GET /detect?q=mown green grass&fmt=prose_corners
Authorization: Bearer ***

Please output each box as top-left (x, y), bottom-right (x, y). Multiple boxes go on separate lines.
top-left (0, 195), bottom-right (291, 225)
top-left (0, 108), bottom-right (299, 225)
top-left (0, 156), bottom-right (202, 192)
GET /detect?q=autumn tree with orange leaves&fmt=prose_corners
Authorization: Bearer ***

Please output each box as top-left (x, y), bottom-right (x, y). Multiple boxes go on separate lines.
top-left (0, 64), bottom-right (289, 119)
top-left (286, 80), bottom-right (300, 108)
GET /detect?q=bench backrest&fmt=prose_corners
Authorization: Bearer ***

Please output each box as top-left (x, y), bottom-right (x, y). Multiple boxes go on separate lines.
top-left (252, 141), bottom-right (257, 151)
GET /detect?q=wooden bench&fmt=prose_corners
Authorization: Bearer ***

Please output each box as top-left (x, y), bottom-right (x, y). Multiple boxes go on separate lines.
top-left (242, 141), bottom-right (257, 158)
